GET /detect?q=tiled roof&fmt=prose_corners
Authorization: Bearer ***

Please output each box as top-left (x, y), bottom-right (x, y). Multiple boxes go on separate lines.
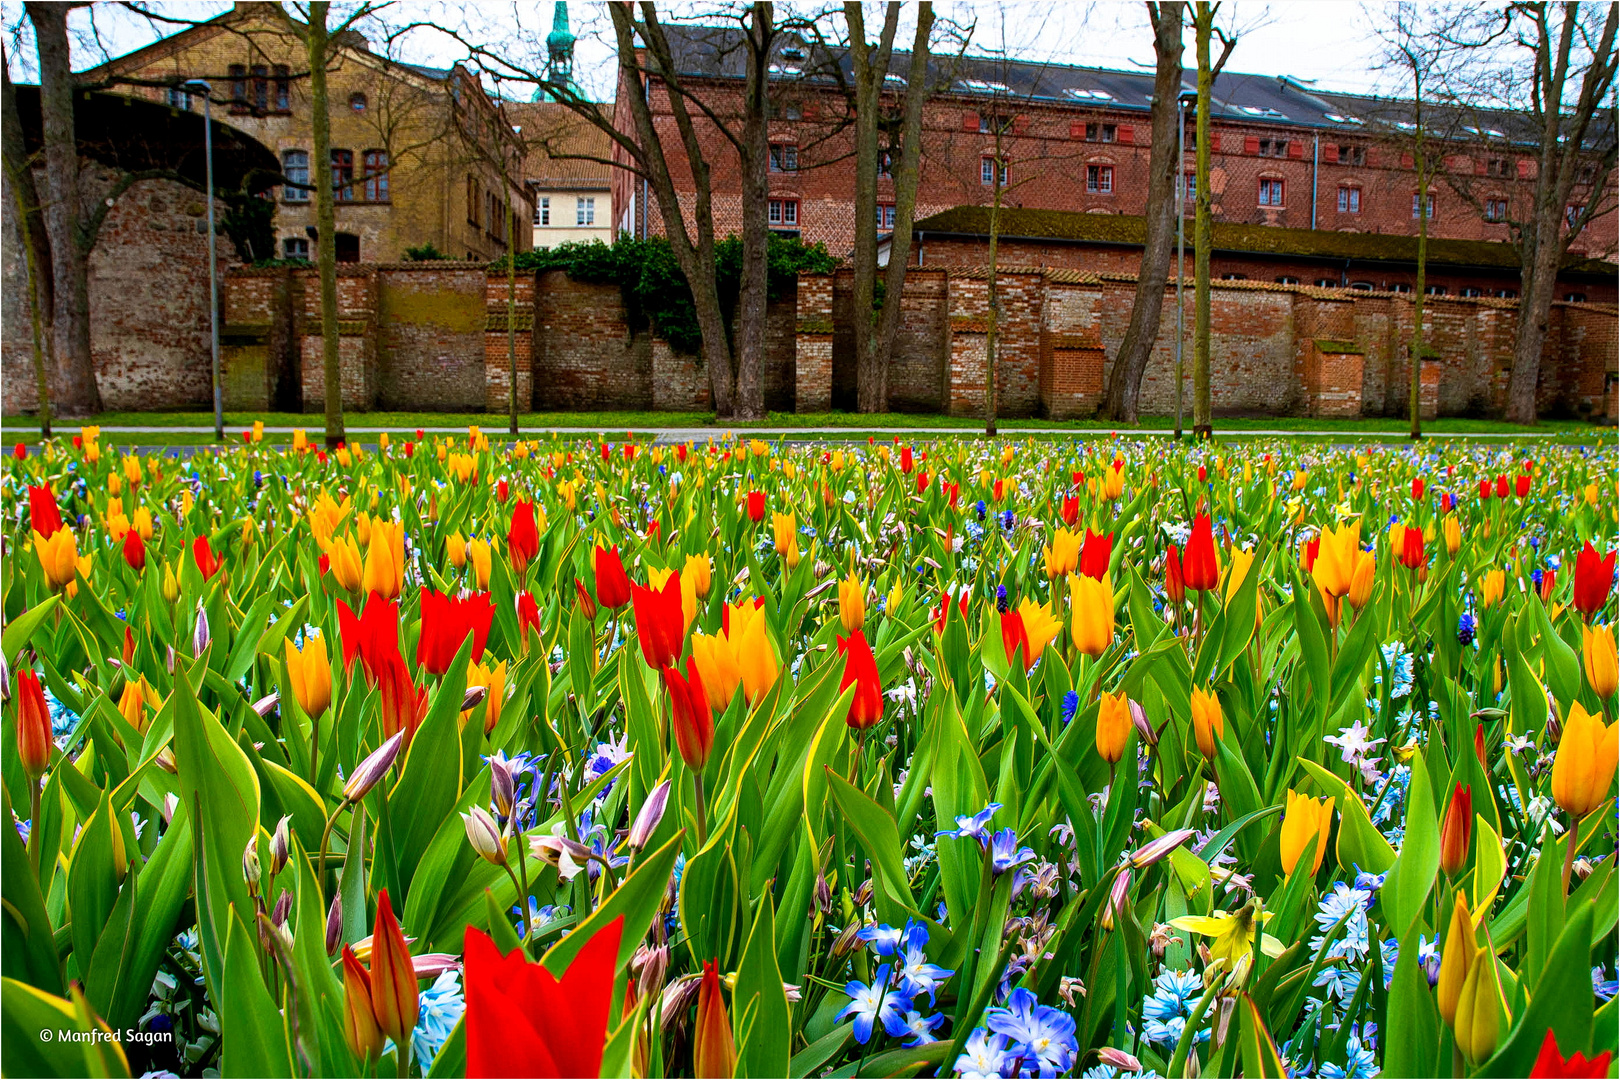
top-left (913, 206), bottom-right (1619, 276)
top-left (506, 101), bottom-right (614, 187)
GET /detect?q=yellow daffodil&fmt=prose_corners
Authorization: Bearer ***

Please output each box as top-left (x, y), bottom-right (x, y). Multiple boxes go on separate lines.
top-left (1171, 899), bottom-right (1285, 965)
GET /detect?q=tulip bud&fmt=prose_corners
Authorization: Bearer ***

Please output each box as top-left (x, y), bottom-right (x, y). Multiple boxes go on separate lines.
top-left (462, 806), bottom-right (507, 865)
top-left (491, 764), bottom-right (516, 820)
top-left (252, 692), bottom-right (281, 718)
top-left (461, 684), bottom-right (489, 712)
top-left (830, 922), bottom-right (862, 959)
top-left (630, 780), bottom-right (671, 851)
top-left (530, 834), bottom-right (566, 868)
top-left (192, 603), bottom-right (211, 657)
top-left (343, 732), bottom-right (405, 802)
top-left (243, 834), bottom-right (262, 888)
top-left (1101, 868), bottom-right (1131, 931)
top-left (693, 960), bottom-right (738, 1079)
top-left (14, 668), bottom-right (52, 779)
top-left (1129, 698), bottom-right (1156, 748)
top-left (1128, 828), bottom-right (1196, 869)
top-left (1454, 941), bottom-right (1502, 1063)
top-left (637, 943), bottom-right (669, 1003)
top-left (271, 890), bottom-right (293, 927)
top-left (368, 890), bottom-right (419, 1047)
top-left (341, 945), bottom-right (384, 1062)
top-left (326, 895), bottom-right (344, 956)
top-left (853, 878), bottom-right (874, 910)
top-left (1436, 890), bottom-right (1475, 1027)
top-left (1438, 784), bottom-right (1472, 878)
top-left (270, 815), bottom-right (291, 877)
top-left (1098, 1048), bottom-right (1143, 1073)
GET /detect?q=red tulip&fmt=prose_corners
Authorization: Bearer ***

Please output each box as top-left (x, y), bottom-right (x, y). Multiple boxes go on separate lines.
top-left (1412, 477), bottom-right (1425, 500)
top-left (837, 629), bottom-right (883, 730)
top-left (915, 469), bottom-right (929, 495)
top-left (123, 528), bottom-right (147, 571)
top-left (1572, 541), bottom-right (1616, 618)
top-left (1165, 545), bottom-right (1186, 605)
top-left (15, 668), bottom-right (52, 778)
top-left (193, 535), bottom-right (221, 580)
top-left (496, 479), bottom-right (510, 503)
top-left (665, 659), bottom-right (713, 771)
top-left (464, 917), bottom-right (622, 1079)
top-left (1197, 464), bottom-right (1207, 483)
top-left (415, 588), bottom-right (495, 675)
top-left (1529, 1029), bottom-right (1612, 1078)
top-left (1495, 473), bottom-right (1509, 499)
top-left (1000, 609), bottom-right (1030, 671)
top-left (12, 443), bottom-right (24, 460)
top-left (517, 591), bottom-right (543, 651)
top-left (416, 428), bottom-right (425, 439)
top-left (900, 446), bottom-right (913, 474)
top-left (375, 648), bottom-right (427, 745)
top-left (992, 478), bottom-right (1005, 502)
top-left (508, 500), bottom-right (539, 573)
top-left (593, 545), bottom-right (631, 610)
top-left (318, 553), bottom-right (331, 578)
top-left (1399, 524), bottom-right (1425, 569)
top-left (1541, 567), bottom-right (1557, 603)
top-left (1441, 492), bottom-right (1455, 512)
top-left (933, 591), bottom-right (969, 634)
top-left (1439, 783), bottom-right (1471, 877)
top-left (676, 443), bottom-right (689, 463)
top-left (1515, 473), bottom-right (1531, 498)
top-left (122, 626), bottom-right (136, 664)
top-left (1474, 722), bottom-right (1487, 769)
top-left (693, 958), bottom-right (738, 1078)
top-left (1060, 496), bottom-right (1080, 527)
top-left (1071, 470), bottom-right (1085, 485)
top-left (1478, 478), bottom-right (1491, 501)
top-left (337, 593), bottom-right (399, 677)
top-left (1302, 534), bottom-right (1321, 571)
top-left (631, 573), bottom-right (685, 670)
top-left (1080, 529), bottom-right (1113, 580)
top-left (368, 890), bottom-right (419, 1048)
top-left (946, 481), bottom-right (961, 508)
top-left (1183, 513), bottom-right (1219, 592)
top-left (403, 441), bottom-right (415, 458)
top-left (746, 491), bottom-right (766, 523)
top-left (340, 945), bottom-right (384, 1061)
top-left (27, 485), bottom-right (62, 537)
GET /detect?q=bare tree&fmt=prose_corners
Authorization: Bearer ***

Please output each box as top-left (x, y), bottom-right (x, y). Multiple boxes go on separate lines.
top-left (2, 51), bottom-right (54, 435)
top-left (1190, 1), bottom-right (1235, 441)
top-left (1099, 2), bottom-right (1184, 425)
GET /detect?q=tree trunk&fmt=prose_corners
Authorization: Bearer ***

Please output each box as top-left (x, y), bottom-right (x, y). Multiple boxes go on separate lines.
top-left (846, 2), bottom-right (899, 414)
top-left (2, 56), bottom-right (54, 435)
top-left (1192, 3), bottom-right (1213, 440)
top-left (731, 2), bottom-right (773, 422)
top-left (1505, 221), bottom-right (1562, 423)
top-left (26, 2), bottom-right (101, 416)
top-left (1100, 1), bottom-right (1183, 425)
top-left (1409, 114), bottom-right (1427, 439)
top-left (307, 2), bottom-right (346, 448)
top-left (985, 172), bottom-right (1002, 438)
top-left (507, 195), bottom-right (519, 436)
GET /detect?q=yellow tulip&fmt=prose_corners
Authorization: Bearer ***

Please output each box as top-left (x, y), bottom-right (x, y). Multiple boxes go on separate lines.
top-left (1225, 546), bottom-right (1256, 603)
top-left (464, 659), bottom-right (507, 734)
top-left (1043, 528), bottom-right (1081, 579)
top-left (1017, 597), bottom-right (1063, 661)
top-left (1095, 689), bottom-right (1131, 765)
top-left (161, 561), bottom-right (181, 603)
top-left (328, 534), bottom-right (365, 593)
top-left (132, 506), bottom-right (154, 541)
top-left (1279, 790), bottom-right (1334, 879)
top-left (691, 633), bottom-right (743, 713)
top-left (1292, 470), bottom-right (1308, 491)
top-left (1310, 522), bottom-right (1359, 599)
top-left (839, 572), bottom-right (866, 634)
top-left (1479, 569), bottom-right (1504, 610)
top-left (308, 492), bottom-right (351, 550)
top-left (106, 510), bottom-right (131, 543)
top-left (1453, 940), bottom-right (1506, 1064)
top-left (1191, 686), bottom-right (1224, 760)
top-left (285, 633), bottom-right (333, 718)
top-left (363, 520), bottom-right (404, 599)
top-left (773, 512), bottom-right (796, 557)
top-left (292, 429), bottom-right (308, 453)
top-left (649, 566), bottom-right (698, 631)
top-left (468, 538), bottom-right (492, 589)
top-left (447, 531), bottom-right (468, 569)
top-left (1550, 702), bottom-right (1618, 820)
top-left (736, 614), bottom-right (779, 707)
top-left (1443, 514), bottom-right (1461, 556)
top-left (118, 677), bottom-right (158, 732)
top-left (1347, 550), bottom-right (1376, 610)
top-left (33, 528), bottom-right (78, 590)
top-left (1585, 483), bottom-right (1598, 506)
top-left (785, 535), bottom-right (802, 571)
top-left (1068, 573), bottom-right (1114, 658)
top-left (108, 475), bottom-right (122, 497)
top-left (123, 455), bottom-right (142, 487)
top-left (885, 577), bottom-right (904, 615)
top-left (1436, 890), bottom-right (1475, 1027)
top-left (1583, 623), bottom-right (1616, 699)
top-left (684, 552), bottom-right (712, 600)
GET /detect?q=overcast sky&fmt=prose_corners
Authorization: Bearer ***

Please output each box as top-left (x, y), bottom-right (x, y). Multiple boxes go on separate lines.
top-left (0, 1), bottom-right (1450, 103)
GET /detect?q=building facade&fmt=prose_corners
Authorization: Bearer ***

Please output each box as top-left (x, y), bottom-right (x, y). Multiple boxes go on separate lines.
top-left (87, 1), bottom-right (532, 265)
top-left (611, 27), bottom-right (1618, 264)
top-left (510, 102), bottom-right (615, 249)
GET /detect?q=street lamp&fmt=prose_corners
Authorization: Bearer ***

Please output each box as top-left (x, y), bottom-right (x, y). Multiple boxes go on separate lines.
top-left (183, 79), bottom-right (223, 442)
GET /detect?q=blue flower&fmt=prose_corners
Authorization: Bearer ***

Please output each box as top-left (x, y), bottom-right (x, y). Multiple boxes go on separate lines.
top-left (938, 803), bottom-right (1002, 847)
top-left (996, 585), bottom-right (1009, 613)
top-left (892, 1007), bottom-right (945, 1047)
top-left (1060, 691), bottom-right (1080, 725)
top-left (1318, 1022), bottom-right (1378, 1078)
top-left (954, 1027), bottom-right (1012, 1079)
top-left (988, 828), bottom-right (1035, 876)
top-left (984, 987), bottom-right (1077, 1077)
top-left (835, 966), bottom-right (911, 1044)
top-left (411, 970), bottom-right (465, 1069)
top-left (1594, 966), bottom-right (1618, 1002)
top-left (1141, 969), bottom-right (1208, 1049)
top-left (857, 923), bottom-right (905, 956)
top-left (895, 921), bottom-right (954, 1004)
top-left (975, 500), bottom-right (987, 521)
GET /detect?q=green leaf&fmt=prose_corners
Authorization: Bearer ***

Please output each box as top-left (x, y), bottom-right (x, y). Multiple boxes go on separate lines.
top-left (1237, 993), bottom-right (1288, 1079)
top-left (1382, 923), bottom-right (1440, 1078)
top-left (1480, 900), bottom-right (1595, 1077)
top-left (827, 770), bottom-right (920, 925)
top-left (733, 896), bottom-right (791, 1078)
top-left (1296, 758), bottom-right (1396, 874)
top-left (2, 593), bottom-right (61, 661)
top-left (541, 830), bottom-right (682, 977)
top-left (221, 907), bottom-right (294, 1078)
top-left (1, 785), bottom-right (63, 994)
top-left (387, 634), bottom-right (472, 891)
top-left (0, 978), bottom-right (130, 1078)
top-left (1381, 748), bottom-right (1439, 936)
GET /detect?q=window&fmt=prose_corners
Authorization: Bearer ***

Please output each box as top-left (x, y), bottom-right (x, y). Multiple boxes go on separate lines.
top-left (250, 65), bottom-right (269, 111)
top-left (1221, 273), bottom-right (1249, 280)
top-left (1085, 164), bottom-right (1113, 194)
top-left (282, 237), bottom-right (309, 260)
top-left (1275, 275), bottom-right (1300, 284)
top-left (467, 176), bottom-right (481, 226)
top-left (1390, 283), bottom-right (1412, 293)
top-left (1350, 281), bottom-right (1375, 291)
top-left (1565, 204), bottom-right (1582, 228)
top-left (282, 150), bottom-right (309, 202)
top-left (769, 143), bottom-right (798, 172)
top-left (981, 156), bottom-right (1007, 186)
top-left (535, 197), bottom-right (550, 226)
top-left (1259, 178), bottom-right (1285, 207)
top-left (768, 198), bottom-right (799, 226)
top-left (229, 64), bottom-right (247, 109)
top-left (1178, 171), bottom-right (1196, 201)
top-left (1461, 287), bottom-right (1484, 297)
top-left (335, 233), bottom-right (359, 263)
top-left (1426, 285), bottom-right (1447, 295)
top-left (1493, 289), bottom-right (1517, 298)
top-left (1485, 198), bottom-right (1508, 222)
top-left (1412, 191), bottom-right (1435, 219)
top-left (978, 114), bottom-right (992, 133)
top-left (350, 92), bottom-right (368, 112)
top-left (877, 203), bottom-right (896, 229)
top-left (1086, 123), bottom-right (1117, 143)
top-left (274, 65), bottom-right (290, 111)
top-left (331, 150), bottom-right (354, 201)
top-left (576, 196), bottom-right (596, 226)
top-left (167, 86), bottom-right (192, 110)
top-left (1486, 158), bottom-right (1510, 178)
top-left (1258, 137), bottom-right (1289, 157)
top-left (877, 151), bottom-right (893, 179)
top-left (1315, 277), bottom-right (1338, 287)
top-left (1564, 292), bottom-right (1588, 303)
top-left (362, 150), bottom-right (388, 201)
top-left (1337, 186), bottom-right (1361, 213)
top-left (1338, 144), bottom-right (1365, 166)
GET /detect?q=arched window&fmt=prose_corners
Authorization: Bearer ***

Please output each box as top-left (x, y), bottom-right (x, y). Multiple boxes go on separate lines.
top-left (362, 150), bottom-right (389, 201)
top-left (350, 92), bottom-right (368, 111)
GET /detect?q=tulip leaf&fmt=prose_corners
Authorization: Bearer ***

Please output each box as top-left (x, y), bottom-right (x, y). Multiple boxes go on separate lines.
top-left (1381, 748), bottom-right (1439, 937)
top-left (251, 596), bottom-right (308, 676)
top-left (1296, 757), bottom-right (1396, 874)
top-left (424, 1016), bottom-right (466, 1080)
top-left (733, 896), bottom-right (791, 1079)
top-left (1213, 740), bottom-right (1265, 861)
top-left (542, 829), bottom-right (681, 978)
top-left (1480, 900), bottom-right (1595, 1078)
top-left (0, 977), bottom-right (131, 1079)
top-left (1, 785), bottom-right (63, 994)
top-left (1238, 992), bottom-right (1289, 1079)
top-left (1532, 595), bottom-right (1582, 707)
top-left (827, 770), bottom-right (920, 925)
top-left (1508, 618), bottom-right (1549, 735)
top-left (289, 840), bottom-right (355, 1080)
top-left (388, 633), bottom-right (473, 892)
top-left (1383, 923), bottom-right (1440, 1079)
top-left (1, 593), bottom-right (60, 662)
top-left (222, 592), bottom-right (278, 684)
top-left (220, 907), bottom-right (294, 1079)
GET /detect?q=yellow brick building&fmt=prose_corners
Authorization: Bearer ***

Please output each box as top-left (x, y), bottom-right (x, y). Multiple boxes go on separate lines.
top-left (87, 2), bottom-right (531, 264)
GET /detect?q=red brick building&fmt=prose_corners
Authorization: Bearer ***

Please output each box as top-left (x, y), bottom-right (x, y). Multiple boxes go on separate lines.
top-left (611, 27), bottom-right (1618, 264)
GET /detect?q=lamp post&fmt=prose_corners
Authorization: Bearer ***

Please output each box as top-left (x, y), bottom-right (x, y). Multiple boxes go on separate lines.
top-left (184, 79), bottom-right (223, 442)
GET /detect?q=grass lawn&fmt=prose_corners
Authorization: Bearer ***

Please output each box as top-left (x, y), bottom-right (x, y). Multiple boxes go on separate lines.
top-left (1, 409), bottom-right (1609, 446)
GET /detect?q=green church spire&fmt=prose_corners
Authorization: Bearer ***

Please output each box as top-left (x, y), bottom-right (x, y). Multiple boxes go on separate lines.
top-left (540, 1), bottom-right (582, 100)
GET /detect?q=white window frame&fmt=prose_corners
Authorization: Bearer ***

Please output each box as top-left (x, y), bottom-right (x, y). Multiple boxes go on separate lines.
top-left (577, 196), bottom-right (595, 226)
